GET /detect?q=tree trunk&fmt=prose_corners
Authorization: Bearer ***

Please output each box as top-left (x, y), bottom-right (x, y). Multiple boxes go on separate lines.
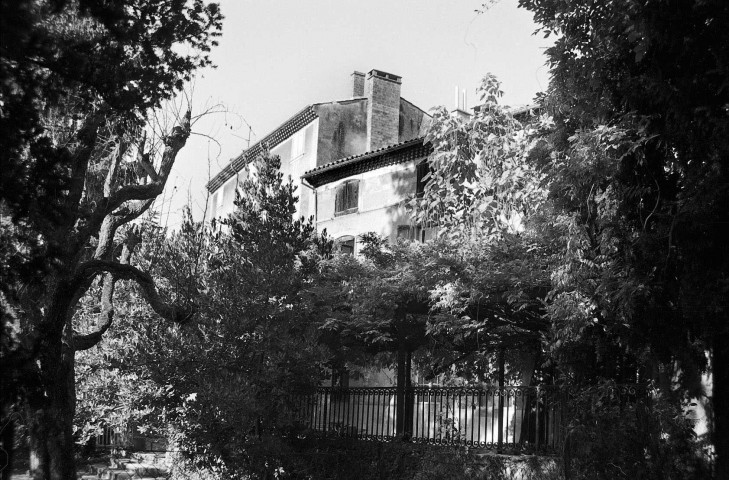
top-left (714, 334), bottom-right (728, 480)
top-left (1, 414), bottom-right (14, 480)
top-left (27, 338), bottom-right (77, 480)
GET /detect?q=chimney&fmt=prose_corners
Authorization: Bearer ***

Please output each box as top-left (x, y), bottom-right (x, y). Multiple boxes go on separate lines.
top-left (365, 69), bottom-right (402, 151)
top-left (451, 86), bottom-right (471, 122)
top-left (352, 71), bottom-right (365, 97)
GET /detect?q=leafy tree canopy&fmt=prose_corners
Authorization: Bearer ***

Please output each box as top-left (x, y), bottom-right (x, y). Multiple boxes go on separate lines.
top-left (76, 154), bottom-right (327, 477)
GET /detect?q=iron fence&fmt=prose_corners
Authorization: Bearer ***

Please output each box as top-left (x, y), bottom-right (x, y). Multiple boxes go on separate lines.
top-left (292, 385), bottom-right (639, 454)
top-left (293, 387), bottom-right (399, 440)
top-left (93, 424), bottom-right (129, 449)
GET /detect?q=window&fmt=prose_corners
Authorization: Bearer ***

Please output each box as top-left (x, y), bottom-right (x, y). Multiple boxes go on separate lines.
top-left (291, 129), bottom-right (305, 158)
top-left (335, 235), bottom-right (355, 255)
top-left (334, 180), bottom-right (359, 216)
top-left (415, 160), bottom-right (430, 197)
top-left (397, 225), bottom-right (423, 242)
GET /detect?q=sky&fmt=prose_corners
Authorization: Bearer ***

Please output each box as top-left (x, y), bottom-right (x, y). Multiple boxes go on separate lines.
top-left (159, 0), bottom-right (553, 229)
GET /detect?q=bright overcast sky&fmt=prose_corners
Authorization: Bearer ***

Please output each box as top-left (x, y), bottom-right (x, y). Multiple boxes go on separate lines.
top-left (159, 0), bottom-right (553, 229)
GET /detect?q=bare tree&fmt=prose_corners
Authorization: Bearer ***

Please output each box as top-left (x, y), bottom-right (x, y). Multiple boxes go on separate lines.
top-left (2, 103), bottom-right (196, 479)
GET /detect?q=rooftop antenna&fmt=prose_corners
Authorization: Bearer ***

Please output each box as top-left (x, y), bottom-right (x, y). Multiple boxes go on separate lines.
top-left (454, 86), bottom-right (460, 110)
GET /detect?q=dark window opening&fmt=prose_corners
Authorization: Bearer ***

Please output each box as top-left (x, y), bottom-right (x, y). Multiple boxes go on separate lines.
top-left (335, 235), bottom-right (355, 255)
top-left (416, 160), bottom-right (430, 197)
top-left (335, 179), bottom-right (359, 216)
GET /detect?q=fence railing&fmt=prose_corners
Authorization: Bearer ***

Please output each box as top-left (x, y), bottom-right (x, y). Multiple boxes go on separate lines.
top-left (93, 424), bottom-right (130, 449)
top-left (292, 385), bottom-right (635, 453)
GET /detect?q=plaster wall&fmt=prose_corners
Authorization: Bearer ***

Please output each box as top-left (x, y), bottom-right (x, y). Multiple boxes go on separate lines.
top-left (210, 174), bottom-right (241, 219)
top-left (211, 119), bottom-right (318, 220)
top-left (315, 98), bottom-right (429, 169)
top-left (272, 118), bottom-right (319, 220)
top-left (398, 99), bottom-right (431, 141)
top-left (315, 100), bottom-right (368, 167)
top-left (315, 161), bottom-right (418, 252)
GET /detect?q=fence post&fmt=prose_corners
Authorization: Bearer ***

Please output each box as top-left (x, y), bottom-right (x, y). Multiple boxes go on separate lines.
top-left (395, 345), bottom-right (414, 438)
top-left (535, 386), bottom-right (541, 453)
top-left (498, 348), bottom-right (505, 453)
top-left (404, 350), bottom-right (414, 437)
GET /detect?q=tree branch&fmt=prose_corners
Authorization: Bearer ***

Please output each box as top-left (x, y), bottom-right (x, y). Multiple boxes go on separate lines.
top-left (73, 259), bottom-right (194, 325)
top-left (89, 111), bottom-right (190, 260)
top-left (74, 273), bottom-right (115, 351)
top-left (103, 110), bottom-right (191, 214)
top-left (74, 237), bottom-right (141, 351)
top-left (136, 131), bottom-right (159, 182)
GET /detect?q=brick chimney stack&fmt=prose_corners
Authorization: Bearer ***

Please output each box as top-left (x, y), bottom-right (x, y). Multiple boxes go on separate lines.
top-left (365, 69), bottom-right (401, 151)
top-left (352, 71), bottom-right (365, 97)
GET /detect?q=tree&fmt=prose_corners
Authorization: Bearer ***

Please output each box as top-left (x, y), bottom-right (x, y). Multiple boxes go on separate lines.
top-left (0, 1), bottom-right (222, 478)
top-left (402, 66), bottom-right (708, 475)
top-left (403, 75), bottom-right (555, 378)
top-left (75, 154), bottom-right (327, 478)
top-left (517, 0), bottom-right (728, 475)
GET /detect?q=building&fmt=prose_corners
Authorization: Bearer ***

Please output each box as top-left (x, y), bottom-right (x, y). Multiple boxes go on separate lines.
top-left (301, 136), bottom-right (434, 253)
top-left (206, 69), bottom-right (432, 232)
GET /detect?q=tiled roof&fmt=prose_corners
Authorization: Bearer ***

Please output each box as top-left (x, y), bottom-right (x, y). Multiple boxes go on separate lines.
top-left (509, 104), bottom-right (539, 118)
top-left (206, 105), bottom-right (318, 192)
top-left (302, 137), bottom-right (432, 188)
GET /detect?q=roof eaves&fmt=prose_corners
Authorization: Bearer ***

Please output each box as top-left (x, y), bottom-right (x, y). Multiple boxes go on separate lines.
top-left (302, 137), bottom-right (425, 178)
top-left (205, 105), bottom-right (318, 192)
top-left (302, 137), bottom-right (431, 187)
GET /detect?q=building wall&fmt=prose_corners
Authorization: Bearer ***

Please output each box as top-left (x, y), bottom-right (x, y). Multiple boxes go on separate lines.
top-left (399, 99), bottom-right (431, 141)
top-left (315, 161), bottom-right (419, 252)
top-left (275, 119), bottom-right (318, 220)
top-left (210, 118), bottom-right (319, 221)
top-left (315, 98), bottom-right (430, 170)
top-left (315, 100), bottom-right (368, 168)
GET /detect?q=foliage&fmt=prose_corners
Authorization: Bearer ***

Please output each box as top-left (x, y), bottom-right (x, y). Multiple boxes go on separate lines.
top-left (1, 1), bottom-right (222, 477)
top-left (75, 154), bottom-right (327, 477)
top-left (234, 436), bottom-right (561, 480)
top-left (404, 57), bottom-right (713, 473)
top-left (562, 381), bottom-right (709, 480)
top-left (515, 0), bottom-right (729, 377)
top-left (1, 0), bottom-right (222, 220)
top-left (513, 0), bottom-right (727, 473)
top-left (310, 229), bottom-right (551, 383)
top-left (410, 74), bottom-right (549, 241)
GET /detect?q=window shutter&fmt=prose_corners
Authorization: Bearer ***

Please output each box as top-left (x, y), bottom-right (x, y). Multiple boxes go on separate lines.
top-left (335, 184), bottom-right (344, 213)
top-left (416, 161), bottom-right (429, 197)
top-left (335, 180), bottom-right (359, 215)
top-left (348, 180), bottom-right (359, 210)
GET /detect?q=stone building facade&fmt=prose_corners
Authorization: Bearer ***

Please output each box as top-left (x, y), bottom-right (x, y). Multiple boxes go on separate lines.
top-left (206, 69), bottom-right (431, 232)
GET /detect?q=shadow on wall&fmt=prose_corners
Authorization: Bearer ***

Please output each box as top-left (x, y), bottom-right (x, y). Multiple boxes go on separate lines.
top-left (382, 162), bottom-right (423, 243)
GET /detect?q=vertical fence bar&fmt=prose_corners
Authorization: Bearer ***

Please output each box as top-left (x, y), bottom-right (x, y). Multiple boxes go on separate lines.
top-left (322, 389), bottom-right (328, 434)
top-left (477, 390), bottom-right (482, 446)
top-left (534, 387), bottom-right (540, 453)
top-left (374, 389), bottom-right (381, 439)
